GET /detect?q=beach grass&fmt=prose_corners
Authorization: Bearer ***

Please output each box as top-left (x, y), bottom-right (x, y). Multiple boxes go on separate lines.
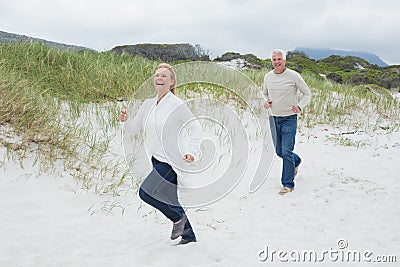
top-left (1, 42), bottom-right (399, 193)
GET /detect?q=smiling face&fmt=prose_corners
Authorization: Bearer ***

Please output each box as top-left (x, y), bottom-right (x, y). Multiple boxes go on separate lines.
top-left (271, 52), bottom-right (287, 74)
top-left (154, 67), bottom-right (175, 94)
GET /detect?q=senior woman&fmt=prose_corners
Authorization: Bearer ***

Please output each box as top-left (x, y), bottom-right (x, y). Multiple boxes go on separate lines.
top-left (119, 63), bottom-right (202, 245)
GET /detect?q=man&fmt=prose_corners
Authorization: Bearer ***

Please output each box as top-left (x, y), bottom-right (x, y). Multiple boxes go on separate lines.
top-left (263, 49), bottom-right (311, 195)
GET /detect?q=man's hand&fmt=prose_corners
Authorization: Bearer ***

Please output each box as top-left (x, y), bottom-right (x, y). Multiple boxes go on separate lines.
top-left (291, 105), bottom-right (301, 114)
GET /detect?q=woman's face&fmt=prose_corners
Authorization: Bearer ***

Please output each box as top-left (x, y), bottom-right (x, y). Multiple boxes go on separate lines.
top-left (154, 67), bottom-right (175, 92)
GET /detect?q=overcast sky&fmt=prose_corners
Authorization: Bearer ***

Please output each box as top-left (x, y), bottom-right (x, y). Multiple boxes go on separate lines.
top-left (1, 0), bottom-right (400, 64)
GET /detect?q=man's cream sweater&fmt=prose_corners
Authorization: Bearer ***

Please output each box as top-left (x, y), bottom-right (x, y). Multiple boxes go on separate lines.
top-left (263, 68), bottom-right (311, 117)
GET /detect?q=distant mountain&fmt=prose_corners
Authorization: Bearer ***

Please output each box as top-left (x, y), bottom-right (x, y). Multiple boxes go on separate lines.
top-left (293, 47), bottom-right (388, 67)
top-left (0, 30), bottom-right (94, 52)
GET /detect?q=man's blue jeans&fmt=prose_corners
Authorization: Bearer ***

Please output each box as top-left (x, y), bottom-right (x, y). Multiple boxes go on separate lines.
top-left (139, 156), bottom-right (196, 240)
top-left (270, 115), bottom-right (301, 189)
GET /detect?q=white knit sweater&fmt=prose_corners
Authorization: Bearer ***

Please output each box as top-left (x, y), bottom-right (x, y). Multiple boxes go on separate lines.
top-left (123, 92), bottom-right (203, 186)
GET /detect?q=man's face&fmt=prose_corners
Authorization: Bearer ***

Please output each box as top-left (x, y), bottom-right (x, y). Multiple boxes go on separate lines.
top-left (271, 53), bottom-right (286, 73)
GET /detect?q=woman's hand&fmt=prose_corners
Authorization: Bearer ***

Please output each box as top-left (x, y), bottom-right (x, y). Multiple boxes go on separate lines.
top-left (118, 108), bottom-right (128, 122)
top-left (183, 154), bottom-right (194, 163)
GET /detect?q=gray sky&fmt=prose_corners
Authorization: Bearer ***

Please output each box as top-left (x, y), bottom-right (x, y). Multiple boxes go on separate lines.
top-left (1, 0), bottom-right (400, 64)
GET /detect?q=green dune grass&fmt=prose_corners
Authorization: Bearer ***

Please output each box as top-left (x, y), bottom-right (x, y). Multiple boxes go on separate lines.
top-left (1, 42), bottom-right (399, 192)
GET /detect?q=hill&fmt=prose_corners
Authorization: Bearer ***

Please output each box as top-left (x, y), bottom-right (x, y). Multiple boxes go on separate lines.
top-left (111, 43), bottom-right (210, 62)
top-left (0, 30), bottom-right (398, 91)
top-left (0, 30), bottom-right (94, 52)
top-left (212, 50), bottom-right (400, 90)
top-left (294, 47), bottom-right (388, 67)
top-left (285, 51), bottom-right (400, 90)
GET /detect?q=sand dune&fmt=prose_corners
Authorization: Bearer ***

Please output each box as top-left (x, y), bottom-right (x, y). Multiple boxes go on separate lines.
top-left (1, 125), bottom-right (399, 266)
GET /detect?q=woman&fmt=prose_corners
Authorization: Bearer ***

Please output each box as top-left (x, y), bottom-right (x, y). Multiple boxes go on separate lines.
top-left (118, 63), bottom-right (202, 245)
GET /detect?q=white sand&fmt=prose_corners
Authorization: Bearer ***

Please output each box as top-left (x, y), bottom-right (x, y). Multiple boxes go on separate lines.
top-left (1, 125), bottom-right (399, 266)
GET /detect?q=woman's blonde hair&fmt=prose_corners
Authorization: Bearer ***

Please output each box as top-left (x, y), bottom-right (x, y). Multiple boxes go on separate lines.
top-left (156, 63), bottom-right (176, 95)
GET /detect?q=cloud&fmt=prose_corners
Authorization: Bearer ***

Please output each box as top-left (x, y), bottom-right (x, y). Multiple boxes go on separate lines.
top-left (1, 0), bottom-right (400, 64)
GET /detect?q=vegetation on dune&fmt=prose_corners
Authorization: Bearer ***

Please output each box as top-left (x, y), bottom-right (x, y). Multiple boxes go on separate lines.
top-left (0, 42), bottom-right (399, 193)
top-left (0, 69), bottom-right (80, 174)
top-left (0, 42), bottom-right (158, 102)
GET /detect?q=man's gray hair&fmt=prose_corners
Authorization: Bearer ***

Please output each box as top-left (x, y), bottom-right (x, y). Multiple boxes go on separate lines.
top-left (271, 49), bottom-right (286, 60)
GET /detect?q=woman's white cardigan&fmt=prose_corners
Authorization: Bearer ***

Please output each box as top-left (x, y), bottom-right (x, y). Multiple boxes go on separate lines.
top-left (123, 92), bottom-right (202, 187)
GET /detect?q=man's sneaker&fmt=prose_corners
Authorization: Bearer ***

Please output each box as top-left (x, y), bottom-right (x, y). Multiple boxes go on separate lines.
top-left (170, 215), bottom-right (187, 240)
top-left (179, 237), bottom-right (197, 245)
top-left (279, 187), bottom-right (294, 195)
